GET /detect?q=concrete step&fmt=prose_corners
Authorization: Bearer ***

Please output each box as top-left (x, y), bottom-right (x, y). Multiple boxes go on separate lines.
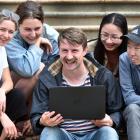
top-left (45, 11), bottom-right (140, 26)
top-left (0, 0), bottom-right (140, 39)
top-left (42, 1), bottom-right (140, 39)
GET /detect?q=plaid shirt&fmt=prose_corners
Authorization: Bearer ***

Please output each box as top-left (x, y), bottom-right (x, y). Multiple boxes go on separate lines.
top-left (48, 57), bottom-right (98, 78)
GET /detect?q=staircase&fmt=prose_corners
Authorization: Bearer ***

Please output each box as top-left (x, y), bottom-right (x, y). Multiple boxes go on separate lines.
top-left (0, 0), bottom-right (140, 40)
top-left (1, 1), bottom-right (138, 139)
top-left (43, 0), bottom-right (140, 40)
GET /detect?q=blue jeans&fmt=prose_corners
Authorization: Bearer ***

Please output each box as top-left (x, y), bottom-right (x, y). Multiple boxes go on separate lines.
top-left (123, 104), bottom-right (140, 140)
top-left (40, 126), bottom-right (119, 140)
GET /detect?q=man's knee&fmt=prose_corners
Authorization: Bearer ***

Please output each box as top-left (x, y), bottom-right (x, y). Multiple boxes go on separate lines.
top-left (100, 126), bottom-right (118, 135)
top-left (40, 127), bottom-right (62, 139)
top-left (123, 104), bottom-right (140, 120)
top-left (96, 126), bottom-right (119, 140)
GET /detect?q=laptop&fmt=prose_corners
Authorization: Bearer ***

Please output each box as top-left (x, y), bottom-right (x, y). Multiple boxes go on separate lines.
top-left (49, 85), bottom-right (106, 120)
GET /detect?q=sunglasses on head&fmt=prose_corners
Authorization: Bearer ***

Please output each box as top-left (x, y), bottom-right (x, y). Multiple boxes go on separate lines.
top-left (0, 9), bottom-right (20, 23)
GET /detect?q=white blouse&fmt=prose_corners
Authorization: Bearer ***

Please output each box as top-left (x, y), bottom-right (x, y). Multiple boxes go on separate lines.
top-left (0, 46), bottom-right (8, 80)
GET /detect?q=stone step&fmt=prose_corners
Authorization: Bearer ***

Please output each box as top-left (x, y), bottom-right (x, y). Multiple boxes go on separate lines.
top-left (0, 0), bottom-right (140, 39)
top-left (45, 11), bottom-right (140, 26)
top-left (53, 25), bottom-right (135, 40)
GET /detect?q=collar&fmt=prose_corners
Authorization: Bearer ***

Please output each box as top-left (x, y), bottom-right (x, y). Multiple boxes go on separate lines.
top-left (48, 57), bottom-right (98, 77)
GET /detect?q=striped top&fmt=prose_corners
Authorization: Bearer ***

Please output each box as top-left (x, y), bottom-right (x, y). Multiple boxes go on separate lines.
top-left (60, 74), bottom-right (96, 133)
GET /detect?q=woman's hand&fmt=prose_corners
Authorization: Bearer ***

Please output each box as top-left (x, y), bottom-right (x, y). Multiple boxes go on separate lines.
top-left (40, 37), bottom-right (52, 53)
top-left (0, 129), bottom-right (8, 140)
top-left (0, 88), bottom-right (6, 114)
top-left (0, 113), bottom-right (18, 139)
top-left (91, 114), bottom-right (113, 127)
top-left (40, 111), bottom-right (64, 127)
top-left (35, 37), bottom-right (52, 53)
top-left (34, 62), bottom-right (45, 79)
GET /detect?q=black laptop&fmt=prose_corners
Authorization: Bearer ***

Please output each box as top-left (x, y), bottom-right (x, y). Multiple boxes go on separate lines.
top-left (49, 85), bottom-right (106, 120)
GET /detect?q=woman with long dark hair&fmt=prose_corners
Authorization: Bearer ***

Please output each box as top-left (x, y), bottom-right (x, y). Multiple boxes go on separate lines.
top-left (94, 13), bottom-right (128, 77)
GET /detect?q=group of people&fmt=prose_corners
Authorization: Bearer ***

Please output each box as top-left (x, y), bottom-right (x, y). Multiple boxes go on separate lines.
top-left (0, 0), bottom-right (140, 140)
top-left (0, 0), bottom-right (58, 139)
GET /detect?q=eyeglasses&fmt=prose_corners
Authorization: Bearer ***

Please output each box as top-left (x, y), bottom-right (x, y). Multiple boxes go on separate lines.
top-left (0, 9), bottom-right (20, 24)
top-left (100, 33), bottom-right (122, 42)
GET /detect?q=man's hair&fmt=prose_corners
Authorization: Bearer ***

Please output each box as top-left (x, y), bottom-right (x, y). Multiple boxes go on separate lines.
top-left (58, 27), bottom-right (87, 49)
top-left (15, 0), bottom-right (44, 24)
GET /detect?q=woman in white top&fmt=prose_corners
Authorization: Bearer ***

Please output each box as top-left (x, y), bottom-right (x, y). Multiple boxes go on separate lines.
top-left (0, 9), bottom-right (28, 140)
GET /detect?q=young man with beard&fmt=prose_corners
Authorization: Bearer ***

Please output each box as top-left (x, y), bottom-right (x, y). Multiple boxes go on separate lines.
top-left (119, 25), bottom-right (140, 140)
top-left (31, 27), bottom-right (123, 140)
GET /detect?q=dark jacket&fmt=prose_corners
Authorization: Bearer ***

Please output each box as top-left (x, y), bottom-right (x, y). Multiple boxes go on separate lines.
top-left (30, 55), bottom-right (123, 134)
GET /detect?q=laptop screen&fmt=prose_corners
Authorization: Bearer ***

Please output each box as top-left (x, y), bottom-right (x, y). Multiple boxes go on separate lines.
top-left (49, 85), bottom-right (105, 120)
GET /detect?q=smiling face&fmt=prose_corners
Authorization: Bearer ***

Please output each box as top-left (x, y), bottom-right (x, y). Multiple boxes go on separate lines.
top-left (59, 39), bottom-right (87, 72)
top-left (0, 20), bottom-right (16, 46)
top-left (127, 40), bottom-right (140, 65)
top-left (100, 23), bottom-right (123, 51)
top-left (19, 18), bottom-right (43, 44)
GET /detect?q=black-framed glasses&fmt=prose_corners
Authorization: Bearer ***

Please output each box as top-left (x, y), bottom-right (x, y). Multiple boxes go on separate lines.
top-left (0, 9), bottom-right (20, 24)
top-left (100, 33), bottom-right (122, 42)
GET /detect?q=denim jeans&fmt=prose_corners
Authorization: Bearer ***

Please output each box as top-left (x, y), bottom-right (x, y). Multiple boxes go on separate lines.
top-left (123, 104), bottom-right (140, 140)
top-left (40, 126), bottom-right (119, 140)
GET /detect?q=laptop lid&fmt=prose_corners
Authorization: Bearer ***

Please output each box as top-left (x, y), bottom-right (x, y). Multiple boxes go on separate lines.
top-left (49, 85), bottom-right (105, 120)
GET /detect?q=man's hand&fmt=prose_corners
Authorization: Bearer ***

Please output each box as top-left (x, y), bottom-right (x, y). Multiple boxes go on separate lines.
top-left (40, 111), bottom-right (64, 127)
top-left (91, 114), bottom-right (113, 127)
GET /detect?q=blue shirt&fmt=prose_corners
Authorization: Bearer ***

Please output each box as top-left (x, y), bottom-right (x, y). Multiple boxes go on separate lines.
top-left (5, 23), bottom-right (59, 77)
top-left (119, 52), bottom-right (140, 106)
